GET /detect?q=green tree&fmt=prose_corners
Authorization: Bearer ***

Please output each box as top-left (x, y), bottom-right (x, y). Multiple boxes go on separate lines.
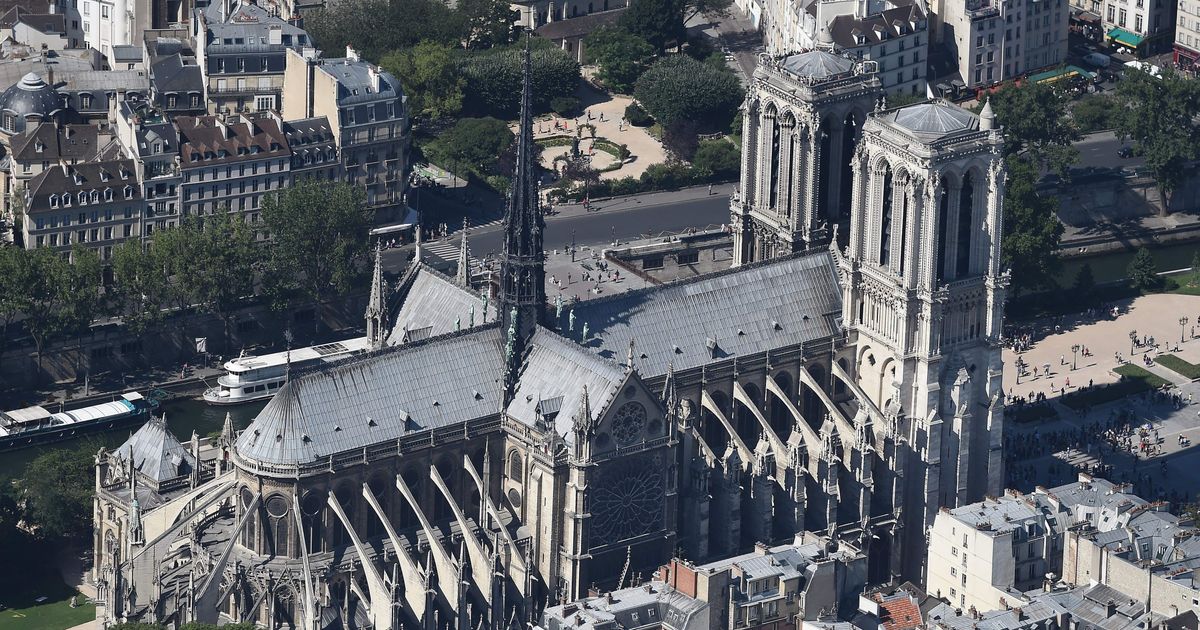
top-left (662, 120), bottom-right (699, 160)
top-left (108, 624), bottom-right (167, 630)
top-left (634, 54), bottom-right (743, 129)
top-left (20, 445), bottom-right (96, 541)
top-left (19, 246), bottom-right (102, 377)
top-left (1127, 247), bottom-right (1161, 292)
top-left (110, 239), bottom-right (171, 335)
top-left (692, 139), bottom-right (740, 180)
top-left (0, 244), bottom-right (26, 336)
top-left (459, 43), bottom-right (581, 117)
top-left (1071, 93), bottom-right (1117, 133)
top-left (990, 82), bottom-right (1080, 177)
top-left (456, 0), bottom-right (517, 48)
top-left (156, 213), bottom-right (257, 349)
top-left (620, 0), bottom-right (684, 51)
top-left (304, 0), bottom-right (464, 62)
top-left (261, 181), bottom-right (373, 318)
top-left (584, 26), bottom-right (655, 93)
top-left (1002, 156), bottom-right (1064, 295)
top-left (381, 42), bottom-right (465, 121)
top-left (1115, 68), bottom-right (1200, 209)
top-left (683, 0), bottom-right (733, 21)
top-left (423, 117), bottom-right (516, 180)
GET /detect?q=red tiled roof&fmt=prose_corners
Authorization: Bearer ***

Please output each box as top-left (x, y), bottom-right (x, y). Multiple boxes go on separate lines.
top-left (876, 594), bottom-right (922, 630)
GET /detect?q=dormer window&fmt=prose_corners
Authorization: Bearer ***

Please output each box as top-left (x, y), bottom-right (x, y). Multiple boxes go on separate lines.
top-left (49, 194), bottom-right (58, 207)
top-left (62, 193), bottom-right (71, 206)
top-left (72, 173), bottom-right (83, 185)
top-left (124, 185), bottom-right (134, 199)
top-left (77, 191), bottom-right (86, 205)
top-left (89, 190), bottom-right (99, 203)
top-left (81, 94), bottom-right (92, 108)
top-left (35, 140), bottom-right (45, 152)
top-left (104, 188), bottom-right (113, 201)
top-left (191, 152), bottom-right (200, 161)
top-left (100, 170), bottom-right (111, 182)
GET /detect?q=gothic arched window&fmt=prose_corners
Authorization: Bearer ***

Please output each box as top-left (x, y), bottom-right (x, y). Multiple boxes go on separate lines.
top-left (956, 173), bottom-right (975, 278)
top-left (878, 164), bottom-right (894, 266)
top-left (508, 450), bottom-right (523, 480)
top-left (937, 177), bottom-right (950, 283)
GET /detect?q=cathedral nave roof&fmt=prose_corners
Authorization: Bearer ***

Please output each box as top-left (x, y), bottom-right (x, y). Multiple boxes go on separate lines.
top-left (236, 325), bottom-right (506, 467)
top-left (569, 250), bottom-right (843, 376)
top-left (387, 264), bottom-right (497, 346)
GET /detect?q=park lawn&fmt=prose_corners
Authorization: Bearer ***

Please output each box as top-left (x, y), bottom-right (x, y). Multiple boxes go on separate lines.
top-left (0, 540), bottom-right (94, 630)
top-left (1061, 365), bottom-right (1167, 410)
top-left (0, 596), bottom-right (95, 630)
top-left (1154, 354), bottom-right (1200, 380)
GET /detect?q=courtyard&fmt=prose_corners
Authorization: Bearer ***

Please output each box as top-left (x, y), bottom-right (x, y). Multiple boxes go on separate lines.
top-left (1004, 292), bottom-right (1200, 505)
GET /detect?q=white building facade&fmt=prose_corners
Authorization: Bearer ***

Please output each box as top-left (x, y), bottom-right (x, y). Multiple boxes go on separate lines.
top-left (80, 0), bottom-right (133, 59)
top-left (763, 0), bottom-right (930, 96)
top-left (1174, 0), bottom-right (1200, 68)
top-left (937, 0), bottom-right (1068, 89)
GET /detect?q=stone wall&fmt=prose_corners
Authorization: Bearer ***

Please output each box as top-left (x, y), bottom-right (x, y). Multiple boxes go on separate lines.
top-left (1062, 529), bottom-right (1199, 618)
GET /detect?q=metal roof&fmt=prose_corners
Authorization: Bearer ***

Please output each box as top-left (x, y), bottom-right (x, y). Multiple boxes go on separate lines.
top-left (114, 417), bottom-right (195, 483)
top-left (236, 326), bottom-right (506, 466)
top-left (780, 50), bottom-right (855, 79)
top-left (569, 251), bottom-right (843, 376)
top-left (879, 101), bottom-right (977, 140)
top-left (505, 328), bottom-right (628, 445)
top-left (388, 265), bottom-right (496, 346)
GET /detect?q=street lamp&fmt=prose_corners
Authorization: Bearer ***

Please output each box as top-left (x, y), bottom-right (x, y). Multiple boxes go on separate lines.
top-left (1071, 344), bottom-right (1081, 370)
top-left (1130, 329), bottom-right (1138, 357)
top-left (1181, 316), bottom-right (1190, 343)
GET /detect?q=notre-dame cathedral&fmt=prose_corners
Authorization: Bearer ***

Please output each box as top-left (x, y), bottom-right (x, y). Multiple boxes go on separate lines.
top-left (92, 42), bottom-right (1007, 630)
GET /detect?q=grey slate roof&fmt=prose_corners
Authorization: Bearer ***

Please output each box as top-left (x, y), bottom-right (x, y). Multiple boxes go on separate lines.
top-left (114, 417), bottom-right (195, 483)
top-left (236, 326), bottom-right (506, 466)
top-left (781, 50), bottom-right (855, 79)
top-left (317, 57), bottom-right (403, 106)
top-left (542, 581), bottom-right (709, 630)
top-left (0, 71), bottom-right (61, 122)
top-left (506, 328), bottom-right (628, 444)
top-left (387, 265), bottom-right (497, 346)
top-left (570, 250), bottom-right (843, 376)
top-left (879, 101), bottom-right (977, 141)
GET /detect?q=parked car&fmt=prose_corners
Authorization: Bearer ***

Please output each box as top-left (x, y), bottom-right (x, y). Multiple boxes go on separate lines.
top-left (1117, 146), bottom-right (1134, 158)
top-left (1083, 52), bottom-right (1111, 68)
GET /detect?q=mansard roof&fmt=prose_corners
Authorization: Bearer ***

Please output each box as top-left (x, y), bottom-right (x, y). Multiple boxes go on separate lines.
top-left (236, 325), bottom-right (506, 467)
top-left (570, 250), bottom-right (843, 377)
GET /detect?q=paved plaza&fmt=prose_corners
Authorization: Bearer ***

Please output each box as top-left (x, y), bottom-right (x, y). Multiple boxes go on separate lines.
top-left (1004, 292), bottom-right (1200, 506)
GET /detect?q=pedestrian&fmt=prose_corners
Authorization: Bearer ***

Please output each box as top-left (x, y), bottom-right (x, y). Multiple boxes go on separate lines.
top-left (708, 184), bottom-right (713, 195)
top-left (1060, 354), bottom-right (1065, 365)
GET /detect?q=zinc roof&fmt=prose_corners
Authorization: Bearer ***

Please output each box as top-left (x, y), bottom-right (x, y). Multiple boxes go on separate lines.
top-left (570, 251), bottom-right (842, 376)
top-left (387, 265), bottom-right (496, 346)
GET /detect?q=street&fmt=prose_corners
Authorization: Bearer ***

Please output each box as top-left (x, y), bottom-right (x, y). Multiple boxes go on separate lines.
top-left (1073, 130), bottom-right (1144, 170)
top-left (380, 185), bottom-right (734, 270)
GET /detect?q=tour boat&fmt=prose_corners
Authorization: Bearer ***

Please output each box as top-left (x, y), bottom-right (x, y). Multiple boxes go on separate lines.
top-left (202, 337), bottom-right (373, 406)
top-left (0, 392), bottom-right (157, 452)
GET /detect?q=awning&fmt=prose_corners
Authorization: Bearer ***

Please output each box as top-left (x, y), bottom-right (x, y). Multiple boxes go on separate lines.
top-left (1071, 9), bottom-right (1101, 23)
top-left (1107, 27), bottom-right (1145, 48)
top-left (1028, 65), bottom-right (1095, 83)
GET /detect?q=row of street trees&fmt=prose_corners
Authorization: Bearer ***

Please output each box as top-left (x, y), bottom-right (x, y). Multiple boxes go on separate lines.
top-left (0, 181), bottom-right (372, 370)
top-left (989, 66), bottom-right (1200, 297)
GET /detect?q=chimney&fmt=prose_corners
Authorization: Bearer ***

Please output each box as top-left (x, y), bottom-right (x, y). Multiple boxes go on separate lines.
top-left (345, 45), bottom-right (359, 62)
top-left (1105, 600), bottom-right (1117, 618)
top-left (369, 64), bottom-right (380, 92)
top-left (754, 541), bottom-right (771, 555)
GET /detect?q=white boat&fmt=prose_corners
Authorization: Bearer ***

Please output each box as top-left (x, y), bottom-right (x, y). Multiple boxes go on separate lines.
top-left (202, 337), bottom-right (373, 405)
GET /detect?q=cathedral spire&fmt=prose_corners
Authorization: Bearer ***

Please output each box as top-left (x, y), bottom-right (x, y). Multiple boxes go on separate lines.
top-left (456, 218), bottom-right (471, 287)
top-left (366, 242), bottom-right (388, 350)
top-left (499, 36), bottom-right (546, 401)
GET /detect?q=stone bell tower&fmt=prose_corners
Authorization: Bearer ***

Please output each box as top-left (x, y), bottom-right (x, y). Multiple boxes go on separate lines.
top-left (731, 43), bottom-right (881, 266)
top-left (838, 98), bottom-right (1007, 581)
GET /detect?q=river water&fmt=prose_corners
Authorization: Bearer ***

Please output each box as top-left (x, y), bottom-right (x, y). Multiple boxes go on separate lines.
top-left (1057, 241), bottom-right (1200, 285)
top-left (0, 396), bottom-right (266, 479)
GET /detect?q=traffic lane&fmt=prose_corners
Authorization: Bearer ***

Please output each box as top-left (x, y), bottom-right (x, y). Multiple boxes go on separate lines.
top-left (472, 194), bottom-right (733, 258)
top-left (1074, 131), bottom-right (1144, 170)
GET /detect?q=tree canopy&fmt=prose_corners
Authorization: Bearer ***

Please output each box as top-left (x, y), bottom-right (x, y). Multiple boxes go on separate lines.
top-left (620, 0), bottom-right (684, 51)
top-left (691, 139), bottom-right (740, 180)
top-left (381, 41), bottom-right (465, 121)
top-left (633, 54), bottom-right (743, 129)
top-left (15, 246), bottom-right (102, 374)
top-left (1001, 156), bottom-right (1064, 295)
top-left (1127, 247), bottom-right (1161, 292)
top-left (303, 0), bottom-right (465, 62)
top-left (110, 239), bottom-right (171, 335)
top-left (261, 181), bottom-right (373, 309)
top-left (459, 43), bottom-right (581, 117)
top-left (1114, 68), bottom-right (1200, 205)
top-left (20, 445), bottom-right (96, 541)
top-left (584, 26), bottom-right (656, 93)
top-left (456, 0), bottom-right (517, 49)
top-left (989, 82), bottom-right (1079, 177)
top-left (423, 117), bottom-right (516, 179)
